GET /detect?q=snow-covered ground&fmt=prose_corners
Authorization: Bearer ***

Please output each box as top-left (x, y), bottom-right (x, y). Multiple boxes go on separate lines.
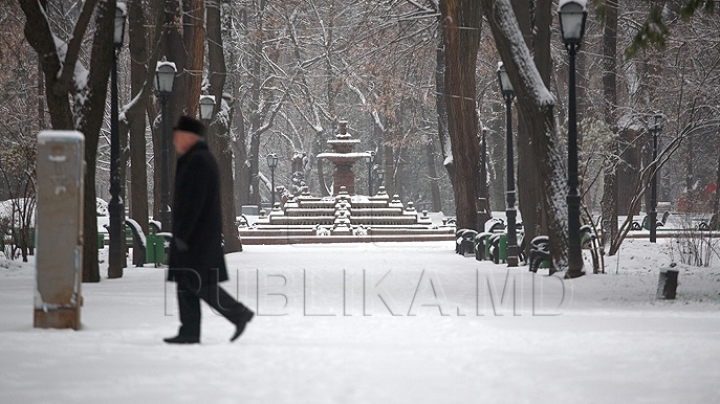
top-left (2, 239), bottom-right (719, 403)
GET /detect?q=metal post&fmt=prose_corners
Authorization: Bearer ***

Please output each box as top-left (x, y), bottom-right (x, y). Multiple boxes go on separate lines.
top-left (504, 95), bottom-right (518, 267)
top-left (270, 166), bottom-right (276, 207)
top-left (160, 94), bottom-right (171, 232)
top-left (368, 162), bottom-right (373, 196)
top-left (566, 44), bottom-right (585, 278)
top-left (650, 128), bottom-right (658, 243)
top-left (108, 47), bottom-right (123, 278)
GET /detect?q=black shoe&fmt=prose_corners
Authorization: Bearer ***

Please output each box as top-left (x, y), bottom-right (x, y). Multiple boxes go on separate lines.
top-left (163, 334), bottom-right (200, 344)
top-left (230, 310), bottom-right (254, 342)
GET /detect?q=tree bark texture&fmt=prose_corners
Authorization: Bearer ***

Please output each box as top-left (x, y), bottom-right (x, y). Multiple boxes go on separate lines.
top-left (127, 0), bottom-right (152, 259)
top-left (600, 0), bottom-right (619, 248)
top-left (435, 16), bottom-right (454, 185)
top-left (512, 0), bottom-right (552, 259)
top-left (182, 0), bottom-right (204, 116)
top-left (426, 138), bottom-right (443, 211)
top-left (439, 0), bottom-right (483, 230)
top-left (233, 105), bottom-right (250, 210)
top-left (618, 127), bottom-right (642, 215)
top-left (207, 0), bottom-right (242, 253)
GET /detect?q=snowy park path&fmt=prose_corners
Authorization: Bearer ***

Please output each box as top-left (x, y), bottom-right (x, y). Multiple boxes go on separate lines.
top-left (2, 241), bottom-right (719, 403)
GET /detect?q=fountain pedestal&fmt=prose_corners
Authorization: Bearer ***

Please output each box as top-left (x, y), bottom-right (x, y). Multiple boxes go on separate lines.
top-left (317, 121), bottom-right (368, 196)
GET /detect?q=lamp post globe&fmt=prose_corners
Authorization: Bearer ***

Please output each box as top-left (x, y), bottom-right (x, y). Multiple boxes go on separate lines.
top-left (558, 0), bottom-right (588, 46)
top-left (365, 151), bottom-right (375, 196)
top-left (496, 62), bottom-right (519, 267)
top-left (266, 153), bottom-right (279, 207)
top-left (558, 0), bottom-right (587, 278)
top-left (155, 57), bottom-right (177, 233)
top-left (108, 2), bottom-right (127, 279)
top-left (199, 94), bottom-right (216, 122)
top-left (649, 112), bottom-right (664, 243)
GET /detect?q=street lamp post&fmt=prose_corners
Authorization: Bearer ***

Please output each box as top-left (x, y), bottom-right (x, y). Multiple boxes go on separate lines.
top-left (559, 0), bottom-right (587, 279)
top-left (497, 62), bottom-right (519, 267)
top-left (155, 57), bottom-right (177, 232)
top-left (649, 112), bottom-right (664, 243)
top-left (199, 94), bottom-right (216, 124)
top-left (266, 153), bottom-right (279, 207)
top-left (108, 2), bottom-right (127, 279)
top-left (365, 151), bottom-right (375, 196)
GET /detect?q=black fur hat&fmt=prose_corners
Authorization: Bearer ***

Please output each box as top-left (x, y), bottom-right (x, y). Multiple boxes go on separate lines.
top-left (173, 115), bottom-right (206, 137)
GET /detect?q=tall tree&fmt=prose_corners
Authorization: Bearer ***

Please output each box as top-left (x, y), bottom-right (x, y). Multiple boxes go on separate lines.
top-left (206, 0), bottom-right (243, 253)
top-left (125, 0), bottom-right (164, 264)
top-left (600, 0), bottom-right (619, 249)
top-left (439, 0), bottom-right (483, 230)
top-left (480, 0), bottom-right (569, 267)
top-left (511, 0), bottom-right (553, 258)
top-left (19, 0), bottom-right (116, 282)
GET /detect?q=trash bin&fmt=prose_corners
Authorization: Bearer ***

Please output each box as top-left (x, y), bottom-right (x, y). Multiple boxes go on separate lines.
top-left (146, 234), bottom-right (166, 266)
top-left (498, 234), bottom-right (507, 262)
top-left (657, 267), bottom-right (679, 299)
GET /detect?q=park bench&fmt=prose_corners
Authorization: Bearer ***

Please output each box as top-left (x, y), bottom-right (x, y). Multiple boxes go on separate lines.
top-left (125, 219), bottom-right (146, 267)
top-left (456, 228), bottom-right (477, 255)
top-left (695, 214), bottom-right (719, 231)
top-left (485, 218), bottom-right (505, 233)
top-left (631, 211), bottom-right (669, 230)
top-left (528, 225), bottom-right (598, 274)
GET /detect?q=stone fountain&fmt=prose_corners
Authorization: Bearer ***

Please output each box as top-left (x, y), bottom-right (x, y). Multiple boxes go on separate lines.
top-left (316, 121), bottom-right (366, 196)
top-left (237, 120), bottom-right (454, 244)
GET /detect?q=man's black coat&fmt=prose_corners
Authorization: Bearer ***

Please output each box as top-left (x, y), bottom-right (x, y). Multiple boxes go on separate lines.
top-left (167, 141), bottom-right (228, 285)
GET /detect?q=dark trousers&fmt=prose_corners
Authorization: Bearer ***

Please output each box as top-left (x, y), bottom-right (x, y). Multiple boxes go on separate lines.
top-left (176, 278), bottom-right (249, 338)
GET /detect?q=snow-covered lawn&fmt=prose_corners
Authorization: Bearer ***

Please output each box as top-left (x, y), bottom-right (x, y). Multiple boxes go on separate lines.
top-left (1, 240), bottom-right (719, 403)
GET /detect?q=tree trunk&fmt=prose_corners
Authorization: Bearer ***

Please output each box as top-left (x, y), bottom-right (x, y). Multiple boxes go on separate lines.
top-left (127, 0), bottom-right (151, 262)
top-left (600, 0), bottom-right (619, 249)
top-left (426, 139), bottom-right (442, 212)
top-left (247, 2), bottom-right (265, 209)
top-left (384, 142), bottom-right (395, 197)
top-left (233, 104), bottom-right (250, 210)
top-left (481, 0), bottom-right (569, 268)
top-left (37, 60), bottom-right (45, 130)
top-left (20, 0), bottom-right (116, 282)
top-left (512, 0), bottom-right (552, 259)
top-left (207, 0), bottom-right (242, 253)
top-left (435, 13), bottom-right (454, 184)
top-left (440, 0), bottom-right (483, 230)
top-left (78, 1), bottom-right (116, 282)
top-left (182, 0), bottom-right (204, 116)
top-left (618, 127), bottom-right (642, 215)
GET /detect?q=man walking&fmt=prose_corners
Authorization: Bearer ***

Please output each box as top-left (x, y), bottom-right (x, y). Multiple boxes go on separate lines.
top-left (164, 116), bottom-right (253, 344)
